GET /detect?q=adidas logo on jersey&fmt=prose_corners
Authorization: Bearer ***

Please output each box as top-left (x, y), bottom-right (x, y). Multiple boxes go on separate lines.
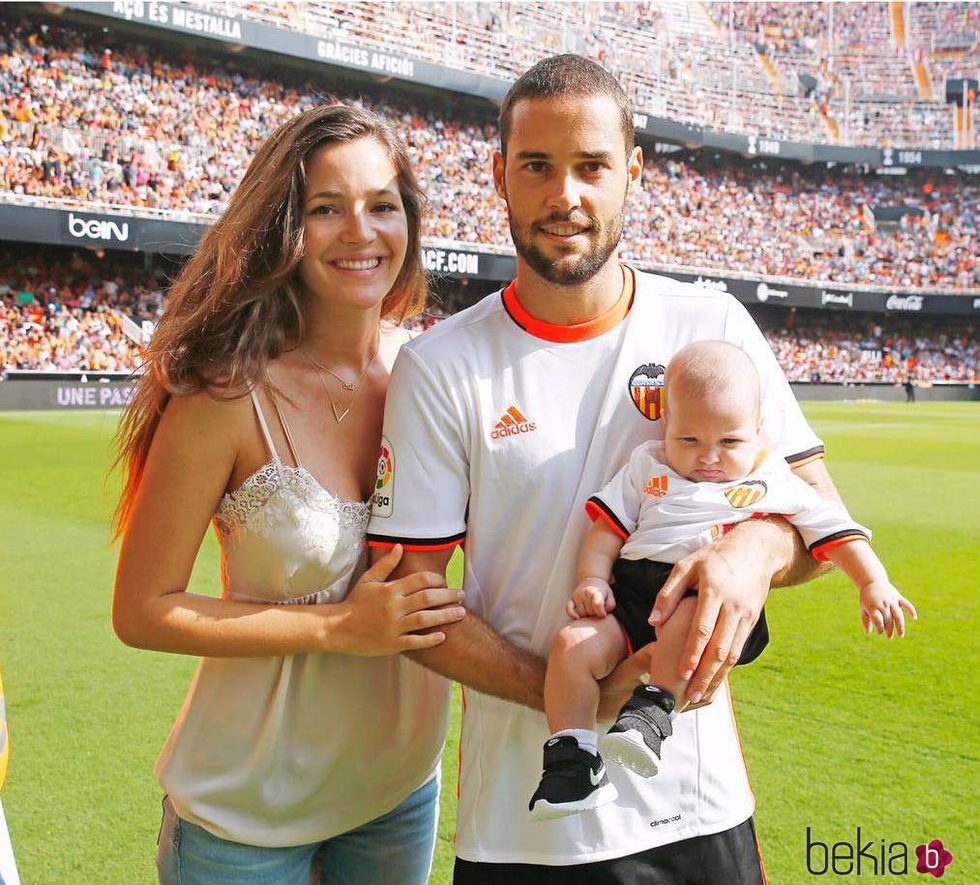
top-left (644, 474), bottom-right (669, 497)
top-left (490, 406), bottom-right (537, 440)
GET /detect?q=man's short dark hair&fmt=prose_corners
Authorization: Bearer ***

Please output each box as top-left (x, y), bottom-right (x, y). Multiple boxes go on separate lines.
top-left (498, 54), bottom-right (635, 159)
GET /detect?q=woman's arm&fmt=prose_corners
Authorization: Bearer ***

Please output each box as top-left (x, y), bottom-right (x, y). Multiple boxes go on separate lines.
top-left (112, 392), bottom-right (465, 658)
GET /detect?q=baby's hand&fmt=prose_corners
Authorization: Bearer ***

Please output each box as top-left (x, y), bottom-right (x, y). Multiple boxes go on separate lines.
top-left (568, 577), bottom-right (615, 620)
top-left (860, 580), bottom-right (918, 638)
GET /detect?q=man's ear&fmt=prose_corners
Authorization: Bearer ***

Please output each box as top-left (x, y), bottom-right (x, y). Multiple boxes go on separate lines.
top-left (492, 150), bottom-right (507, 201)
top-left (626, 145), bottom-right (643, 194)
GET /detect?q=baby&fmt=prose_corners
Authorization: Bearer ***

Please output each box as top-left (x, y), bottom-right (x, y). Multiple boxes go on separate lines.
top-left (529, 340), bottom-right (917, 820)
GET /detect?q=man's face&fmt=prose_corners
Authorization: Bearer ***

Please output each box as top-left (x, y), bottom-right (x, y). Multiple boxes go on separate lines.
top-left (493, 95), bottom-right (642, 286)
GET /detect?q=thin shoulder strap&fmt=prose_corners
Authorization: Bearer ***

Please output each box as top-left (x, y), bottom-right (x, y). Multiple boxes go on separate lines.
top-left (248, 387), bottom-right (285, 478)
top-left (267, 388), bottom-right (304, 470)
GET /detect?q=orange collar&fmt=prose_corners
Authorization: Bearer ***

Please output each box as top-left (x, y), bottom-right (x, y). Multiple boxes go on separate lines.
top-left (501, 266), bottom-right (635, 343)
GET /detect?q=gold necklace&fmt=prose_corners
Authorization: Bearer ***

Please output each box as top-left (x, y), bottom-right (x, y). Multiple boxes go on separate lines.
top-left (303, 343), bottom-right (379, 424)
top-left (304, 348), bottom-right (375, 391)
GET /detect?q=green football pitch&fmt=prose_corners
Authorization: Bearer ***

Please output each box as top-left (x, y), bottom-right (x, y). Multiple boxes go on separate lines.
top-left (0, 402), bottom-right (976, 883)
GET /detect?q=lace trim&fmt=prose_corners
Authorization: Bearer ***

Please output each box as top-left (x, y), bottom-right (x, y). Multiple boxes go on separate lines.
top-left (214, 463), bottom-right (371, 537)
top-left (228, 587), bottom-right (342, 606)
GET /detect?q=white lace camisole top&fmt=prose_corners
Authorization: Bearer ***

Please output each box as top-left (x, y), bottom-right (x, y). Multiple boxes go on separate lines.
top-left (155, 389), bottom-right (451, 847)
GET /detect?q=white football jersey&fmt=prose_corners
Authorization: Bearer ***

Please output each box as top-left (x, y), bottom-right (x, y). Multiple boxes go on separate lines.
top-left (368, 268), bottom-right (824, 864)
top-left (589, 441), bottom-right (869, 564)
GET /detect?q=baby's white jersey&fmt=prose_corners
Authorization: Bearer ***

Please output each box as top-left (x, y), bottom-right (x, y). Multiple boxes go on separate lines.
top-left (589, 442), bottom-right (869, 564)
top-left (367, 268), bottom-right (825, 865)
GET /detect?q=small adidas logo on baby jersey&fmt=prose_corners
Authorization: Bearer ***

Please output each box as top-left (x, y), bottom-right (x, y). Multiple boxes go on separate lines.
top-left (644, 474), bottom-right (669, 497)
top-left (490, 406), bottom-right (537, 440)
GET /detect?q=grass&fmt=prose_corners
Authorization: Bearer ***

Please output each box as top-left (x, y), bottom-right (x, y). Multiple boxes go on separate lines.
top-left (0, 402), bottom-right (977, 883)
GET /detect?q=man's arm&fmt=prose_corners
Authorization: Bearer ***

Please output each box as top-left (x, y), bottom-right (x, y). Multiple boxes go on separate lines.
top-left (375, 546), bottom-right (653, 714)
top-left (649, 457), bottom-right (842, 703)
top-left (370, 546), bottom-right (547, 710)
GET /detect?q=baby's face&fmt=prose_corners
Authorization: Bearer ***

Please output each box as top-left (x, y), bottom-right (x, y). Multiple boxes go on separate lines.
top-left (663, 390), bottom-right (763, 484)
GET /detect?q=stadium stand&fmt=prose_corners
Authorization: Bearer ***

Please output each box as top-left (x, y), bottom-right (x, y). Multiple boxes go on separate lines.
top-left (622, 154), bottom-right (977, 290)
top-left (754, 304), bottom-right (976, 383)
top-left (1, 245), bottom-right (975, 383)
top-left (0, 247), bottom-right (164, 372)
top-left (0, 14), bottom-right (976, 291)
top-left (908, 1), bottom-right (980, 88)
top-left (189, 0), bottom-right (976, 148)
top-left (0, 5), bottom-right (974, 386)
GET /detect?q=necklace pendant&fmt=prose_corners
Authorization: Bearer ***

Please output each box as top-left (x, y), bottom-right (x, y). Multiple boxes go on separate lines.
top-left (331, 402), bottom-right (350, 424)
top-left (341, 381), bottom-right (355, 391)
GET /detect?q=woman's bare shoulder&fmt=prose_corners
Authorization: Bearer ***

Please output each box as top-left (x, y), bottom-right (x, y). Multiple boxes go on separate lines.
top-left (158, 385), bottom-right (256, 449)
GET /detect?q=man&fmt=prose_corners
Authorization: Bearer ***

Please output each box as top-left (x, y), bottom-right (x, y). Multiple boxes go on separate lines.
top-left (368, 55), bottom-right (837, 882)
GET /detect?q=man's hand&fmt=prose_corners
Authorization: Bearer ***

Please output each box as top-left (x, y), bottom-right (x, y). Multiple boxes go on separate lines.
top-left (650, 522), bottom-right (782, 705)
top-left (648, 458), bottom-right (843, 707)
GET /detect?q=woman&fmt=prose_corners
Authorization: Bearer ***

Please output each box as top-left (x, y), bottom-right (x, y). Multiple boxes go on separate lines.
top-left (112, 105), bottom-right (463, 884)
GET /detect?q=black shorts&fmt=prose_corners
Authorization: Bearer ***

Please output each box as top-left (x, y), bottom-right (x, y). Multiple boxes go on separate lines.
top-left (610, 558), bottom-right (769, 666)
top-left (453, 816), bottom-right (766, 884)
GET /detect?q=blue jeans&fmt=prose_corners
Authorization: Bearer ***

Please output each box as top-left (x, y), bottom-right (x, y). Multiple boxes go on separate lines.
top-left (157, 776), bottom-right (439, 885)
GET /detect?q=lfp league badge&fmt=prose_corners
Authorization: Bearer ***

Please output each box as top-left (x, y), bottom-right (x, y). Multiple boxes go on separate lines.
top-left (629, 363), bottom-right (666, 421)
top-left (373, 437), bottom-right (394, 517)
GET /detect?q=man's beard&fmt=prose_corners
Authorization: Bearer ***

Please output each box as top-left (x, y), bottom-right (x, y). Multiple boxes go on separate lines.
top-left (508, 202), bottom-right (626, 286)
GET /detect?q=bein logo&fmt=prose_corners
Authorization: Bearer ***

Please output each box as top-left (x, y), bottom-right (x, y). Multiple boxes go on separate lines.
top-left (66, 212), bottom-right (130, 243)
top-left (806, 828), bottom-right (953, 877)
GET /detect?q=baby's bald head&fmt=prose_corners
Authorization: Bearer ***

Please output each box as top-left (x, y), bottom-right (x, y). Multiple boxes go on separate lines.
top-left (664, 341), bottom-right (761, 426)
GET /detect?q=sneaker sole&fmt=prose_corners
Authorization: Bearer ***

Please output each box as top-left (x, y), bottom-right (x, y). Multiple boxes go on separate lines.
top-left (599, 730), bottom-right (660, 778)
top-left (529, 782), bottom-right (618, 821)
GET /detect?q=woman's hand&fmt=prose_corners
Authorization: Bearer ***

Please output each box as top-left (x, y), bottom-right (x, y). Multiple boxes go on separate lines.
top-left (331, 545), bottom-right (467, 655)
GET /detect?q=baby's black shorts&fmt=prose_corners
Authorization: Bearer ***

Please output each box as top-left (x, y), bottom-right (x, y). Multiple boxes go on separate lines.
top-left (610, 557), bottom-right (770, 664)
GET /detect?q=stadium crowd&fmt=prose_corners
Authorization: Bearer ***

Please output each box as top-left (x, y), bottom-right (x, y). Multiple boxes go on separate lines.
top-left (211, 0), bottom-right (976, 147)
top-left (756, 307), bottom-right (976, 384)
top-left (0, 7), bottom-right (975, 382)
top-left (0, 249), bottom-right (164, 372)
top-left (1, 249), bottom-right (974, 385)
top-left (627, 155), bottom-right (978, 290)
top-left (0, 15), bottom-right (977, 292)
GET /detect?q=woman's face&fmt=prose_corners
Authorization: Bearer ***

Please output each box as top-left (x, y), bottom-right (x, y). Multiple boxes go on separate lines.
top-left (299, 137), bottom-right (409, 314)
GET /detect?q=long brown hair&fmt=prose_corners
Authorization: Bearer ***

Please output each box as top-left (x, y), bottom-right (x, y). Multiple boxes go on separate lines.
top-left (113, 104), bottom-right (427, 536)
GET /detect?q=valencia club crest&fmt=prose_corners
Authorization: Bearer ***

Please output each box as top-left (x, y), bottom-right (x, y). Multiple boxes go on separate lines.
top-left (629, 363), bottom-right (666, 421)
top-left (725, 480), bottom-right (768, 509)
